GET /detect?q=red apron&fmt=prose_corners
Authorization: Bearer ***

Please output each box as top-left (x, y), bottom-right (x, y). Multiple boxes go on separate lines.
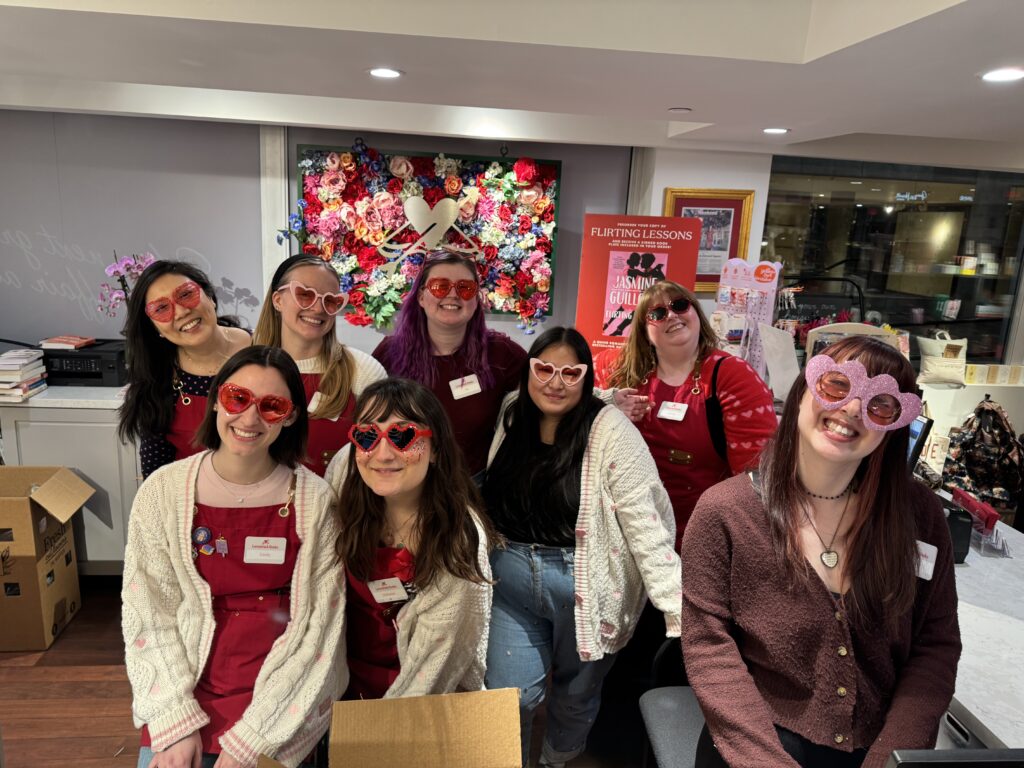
top-left (142, 499), bottom-right (299, 753)
top-left (636, 376), bottom-right (730, 548)
top-left (166, 393), bottom-right (209, 461)
top-left (301, 372), bottom-right (356, 476)
top-left (343, 546), bottom-right (415, 700)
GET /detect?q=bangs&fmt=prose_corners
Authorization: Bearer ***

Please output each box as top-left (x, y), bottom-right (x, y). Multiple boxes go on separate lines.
top-left (355, 392), bottom-right (427, 427)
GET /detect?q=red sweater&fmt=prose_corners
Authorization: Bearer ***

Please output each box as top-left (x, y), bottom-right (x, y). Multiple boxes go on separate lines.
top-left (681, 474), bottom-right (960, 768)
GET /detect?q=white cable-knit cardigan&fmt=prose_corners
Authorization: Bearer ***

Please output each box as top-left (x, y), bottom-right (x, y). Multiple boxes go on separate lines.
top-left (325, 446), bottom-right (493, 697)
top-left (488, 397), bottom-right (682, 661)
top-left (121, 453), bottom-right (345, 767)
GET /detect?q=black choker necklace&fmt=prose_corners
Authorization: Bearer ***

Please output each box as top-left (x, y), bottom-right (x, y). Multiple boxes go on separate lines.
top-left (803, 482), bottom-right (853, 501)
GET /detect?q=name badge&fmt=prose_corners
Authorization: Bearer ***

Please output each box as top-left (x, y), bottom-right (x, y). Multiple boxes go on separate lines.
top-left (243, 536), bottom-right (287, 565)
top-left (657, 401), bottom-right (688, 421)
top-left (449, 374), bottom-right (482, 400)
top-left (916, 540), bottom-right (938, 581)
top-left (307, 392), bottom-right (339, 421)
top-left (367, 577), bottom-right (409, 604)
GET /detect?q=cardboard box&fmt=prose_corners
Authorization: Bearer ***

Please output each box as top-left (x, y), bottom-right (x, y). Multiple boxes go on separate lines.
top-left (258, 689), bottom-right (521, 768)
top-left (0, 467), bottom-right (95, 651)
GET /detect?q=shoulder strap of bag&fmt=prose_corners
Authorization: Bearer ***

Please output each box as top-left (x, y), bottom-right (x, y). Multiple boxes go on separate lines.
top-left (705, 356), bottom-right (729, 464)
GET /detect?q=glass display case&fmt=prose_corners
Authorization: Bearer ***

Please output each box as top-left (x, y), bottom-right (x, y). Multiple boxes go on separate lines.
top-left (763, 157), bottom-right (1024, 363)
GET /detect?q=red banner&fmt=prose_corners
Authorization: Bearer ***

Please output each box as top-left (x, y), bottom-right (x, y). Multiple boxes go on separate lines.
top-left (575, 214), bottom-right (701, 351)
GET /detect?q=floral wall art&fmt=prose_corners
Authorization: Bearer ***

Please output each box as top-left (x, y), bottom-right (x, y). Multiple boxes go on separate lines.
top-left (279, 141), bottom-right (560, 330)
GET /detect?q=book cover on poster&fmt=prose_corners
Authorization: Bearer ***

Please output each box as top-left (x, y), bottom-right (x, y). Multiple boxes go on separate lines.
top-left (575, 214), bottom-right (701, 351)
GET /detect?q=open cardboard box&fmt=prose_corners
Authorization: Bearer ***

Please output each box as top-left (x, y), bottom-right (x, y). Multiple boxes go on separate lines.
top-left (258, 688), bottom-right (521, 768)
top-left (0, 466), bottom-right (96, 651)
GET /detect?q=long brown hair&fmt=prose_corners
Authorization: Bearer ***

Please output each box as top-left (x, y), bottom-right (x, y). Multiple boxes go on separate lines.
top-left (334, 378), bottom-right (494, 588)
top-left (761, 336), bottom-right (918, 629)
top-left (606, 280), bottom-right (719, 388)
top-left (253, 255), bottom-right (355, 420)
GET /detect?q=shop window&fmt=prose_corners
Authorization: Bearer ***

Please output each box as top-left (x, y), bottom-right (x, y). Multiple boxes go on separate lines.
top-left (763, 157), bottom-right (1024, 363)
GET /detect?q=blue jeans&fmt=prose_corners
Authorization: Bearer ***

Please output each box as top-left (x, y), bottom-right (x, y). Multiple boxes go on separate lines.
top-left (485, 542), bottom-right (618, 766)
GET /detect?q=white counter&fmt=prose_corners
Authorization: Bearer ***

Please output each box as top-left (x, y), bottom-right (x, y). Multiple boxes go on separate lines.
top-left (6, 385), bottom-right (125, 409)
top-left (951, 522), bottom-right (1024, 748)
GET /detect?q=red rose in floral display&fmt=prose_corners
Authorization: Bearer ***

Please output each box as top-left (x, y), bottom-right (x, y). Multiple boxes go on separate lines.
top-left (538, 164), bottom-right (558, 187)
top-left (387, 178), bottom-right (404, 195)
top-left (515, 271), bottom-right (531, 294)
top-left (518, 215), bottom-right (533, 234)
top-left (476, 262), bottom-right (489, 281)
top-left (497, 204), bottom-right (513, 224)
top-left (483, 244), bottom-right (499, 262)
top-left (411, 156), bottom-right (434, 177)
top-left (513, 158), bottom-right (538, 186)
top-left (476, 172), bottom-right (488, 188)
top-left (302, 243), bottom-right (319, 255)
top-left (347, 307), bottom-right (374, 327)
top-left (348, 289), bottom-right (366, 307)
top-left (423, 187), bottom-right (445, 206)
top-left (303, 196), bottom-right (323, 219)
top-left (343, 168), bottom-right (358, 183)
top-left (444, 175), bottom-right (463, 196)
top-left (344, 232), bottom-right (360, 252)
top-left (356, 249), bottom-right (385, 273)
top-left (515, 299), bottom-right (533, 319)
top-left (342, 180), bottom-right (367, 203)
top-left (535, 237), bottom-right (552, 254)
top-left (541, 206), bottom-right (554, 223)
top-left (367, 148), bottom-right (380, 161)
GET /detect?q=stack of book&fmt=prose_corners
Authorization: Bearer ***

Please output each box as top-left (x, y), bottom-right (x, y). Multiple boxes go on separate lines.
top-left (0, 349), bottom-right (48, 403)
top-left (39, 335), bottom-right (97, 350)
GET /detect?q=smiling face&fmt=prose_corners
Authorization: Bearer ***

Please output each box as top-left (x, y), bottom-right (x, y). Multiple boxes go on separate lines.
top-left (214, 364), bottom-right (296, 461)
top-left (352, 405), bottom-right (433, 509)
top-left (797, 385), bottom-right (886, 473)
top-left (417, 261), bottom-right (479, 336)
top-left (644, 290), bottom-right (700, 360)
top-left (271, 263), bottom-right (340, 353)
top-left (527, 343), bottom-right (585, 426)
top-left (145, 272), bottom-right (219, 349)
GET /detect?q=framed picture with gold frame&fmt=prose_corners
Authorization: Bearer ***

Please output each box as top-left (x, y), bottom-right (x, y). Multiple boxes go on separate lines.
top-left (663, 188), bottom-right (755, 291)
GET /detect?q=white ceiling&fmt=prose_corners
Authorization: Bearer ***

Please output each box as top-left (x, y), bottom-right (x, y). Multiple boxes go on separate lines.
top-left (0, 0), bottom-right (1022, 170)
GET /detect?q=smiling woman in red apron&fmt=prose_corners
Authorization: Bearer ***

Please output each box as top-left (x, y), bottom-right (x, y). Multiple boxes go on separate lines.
top-left (119, 260), bottom-right (252, 479)
top-left (328, 378), bottom-right (494, 700)
top-left (254, 255), bottom-right (386, 477)
top-left (123, 346), bottom-right (344, 768)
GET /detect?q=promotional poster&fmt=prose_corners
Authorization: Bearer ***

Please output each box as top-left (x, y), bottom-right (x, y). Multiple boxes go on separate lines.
top-left (576, 214), bottom-right (701, 350)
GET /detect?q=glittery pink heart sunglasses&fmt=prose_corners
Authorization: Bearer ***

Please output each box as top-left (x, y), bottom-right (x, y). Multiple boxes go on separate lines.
top-left (805, 355), bottom-right (922, 431)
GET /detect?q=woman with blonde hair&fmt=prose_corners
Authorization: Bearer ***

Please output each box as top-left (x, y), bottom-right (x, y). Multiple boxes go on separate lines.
top-left (254, 254), bottom-right (385, 475)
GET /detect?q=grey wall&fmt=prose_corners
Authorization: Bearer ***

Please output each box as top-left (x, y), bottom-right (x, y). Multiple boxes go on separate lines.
top-left (0, 111), bottom-right (262, 345)
top-left (286, 128), bottom-right (631, 352)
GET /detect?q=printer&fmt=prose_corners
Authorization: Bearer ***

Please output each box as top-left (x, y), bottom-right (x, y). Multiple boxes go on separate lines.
top-left (42, 339), bottom-right (128, 387)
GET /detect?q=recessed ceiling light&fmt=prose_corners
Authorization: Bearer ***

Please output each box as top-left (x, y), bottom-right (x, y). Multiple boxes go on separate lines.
top-left (850, 181), bottom-right (863, 185)
top-left (969, 188), bottom-right (976, 192)
top-left (818, 205), bottom-right (825, 209)
top-left (884, 206), bottom-right (894, 214)
top-left (369, 67), bottom-right (403, 79)
top-left (870, 188), bottom-right (882, 192)
top-left (817, 194), bottom-right (825, 198)
top-left (982, 67), bottom-right (1024, 83)
top-left (856, 204), bottom-right (863, 208)
top-left (763, 127), bottom-right (789, 134)
top-left (667, 107), bottom-right (693, 114)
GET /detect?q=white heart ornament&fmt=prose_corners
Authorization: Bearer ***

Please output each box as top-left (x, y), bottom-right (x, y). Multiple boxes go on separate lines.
top-left (403, 196), bottom-right (458, 250)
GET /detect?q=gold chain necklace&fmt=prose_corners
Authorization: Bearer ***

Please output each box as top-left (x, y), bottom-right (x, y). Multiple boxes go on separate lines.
top-left (805, 491), bottom-right (852, 570)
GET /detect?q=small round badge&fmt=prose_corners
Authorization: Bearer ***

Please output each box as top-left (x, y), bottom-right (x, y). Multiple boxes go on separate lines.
top-left (192, 526), bottom-right (212, 545)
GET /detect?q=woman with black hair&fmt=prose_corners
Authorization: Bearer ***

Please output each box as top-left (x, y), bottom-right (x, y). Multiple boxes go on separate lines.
top-left (122, 346), bottom-right (342, 768)
top-left (483, 326), bottom-right (681, 768)
top-left (118, 260), bottom-right (251, 478)
top-left (327, 378), bottom-right (494, 699)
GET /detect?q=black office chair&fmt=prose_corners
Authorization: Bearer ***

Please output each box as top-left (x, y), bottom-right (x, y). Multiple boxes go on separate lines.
top-left (639, 638), bottom-right (704, 768)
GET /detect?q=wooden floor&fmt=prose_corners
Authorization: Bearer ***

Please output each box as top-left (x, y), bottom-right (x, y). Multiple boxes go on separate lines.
top-left (0, 576), bottom-right (137, 768)
top-left (0, 577), bottom-right (643, 768)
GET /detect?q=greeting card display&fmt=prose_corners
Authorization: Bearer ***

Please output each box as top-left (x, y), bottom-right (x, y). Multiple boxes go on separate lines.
top-left (712, 259), bottom-right (782, 378)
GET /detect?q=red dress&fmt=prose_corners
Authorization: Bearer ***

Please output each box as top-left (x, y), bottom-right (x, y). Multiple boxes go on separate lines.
top-left (343, 546), bottom-right (416, 700)
top-left (141, 499), bottom-right (299, 754)
top-left (301, 372), bottom-right (356, 477)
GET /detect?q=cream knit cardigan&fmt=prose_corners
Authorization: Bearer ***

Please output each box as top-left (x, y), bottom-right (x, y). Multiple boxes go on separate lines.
top-left (488, 397), bottom-right (682, 661)
top-left (122, 453), bottom-right (345, 767)
top-left (325, 446), bottom-right (493, 697)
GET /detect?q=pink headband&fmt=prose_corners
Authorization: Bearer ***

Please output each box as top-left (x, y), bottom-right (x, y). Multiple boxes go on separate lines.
top-left (805, 354), bottom-right (922, 431)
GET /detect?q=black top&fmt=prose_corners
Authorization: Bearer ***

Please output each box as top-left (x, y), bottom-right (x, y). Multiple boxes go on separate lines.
top-left (484, 435), bottom-right (581, 548)
top-left (138, 369), bottom-right (213, 478)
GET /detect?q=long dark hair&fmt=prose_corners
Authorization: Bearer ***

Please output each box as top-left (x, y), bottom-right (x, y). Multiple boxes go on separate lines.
top-left (377, 251), bottom-right (495, 388)
top-left (117, 260), bottom-right (221, 443)
top-left (252, 254), bottom-right (355, 420)
top-left (761, 336), bottom-right (918, 630)
top-left (194, 345), bottom-right (309, 468)
top-left (485, 326), bottom-right (603, 521)
top-left (335, 378), bottom-right (493, 588)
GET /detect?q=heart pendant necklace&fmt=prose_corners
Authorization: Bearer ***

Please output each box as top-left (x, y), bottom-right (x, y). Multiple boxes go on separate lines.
top-left (806, 491), bottom-right (852, 570)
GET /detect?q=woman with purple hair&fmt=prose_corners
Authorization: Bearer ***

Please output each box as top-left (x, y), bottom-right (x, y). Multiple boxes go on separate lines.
top-left (373, 251), bottom-right (527, 480)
